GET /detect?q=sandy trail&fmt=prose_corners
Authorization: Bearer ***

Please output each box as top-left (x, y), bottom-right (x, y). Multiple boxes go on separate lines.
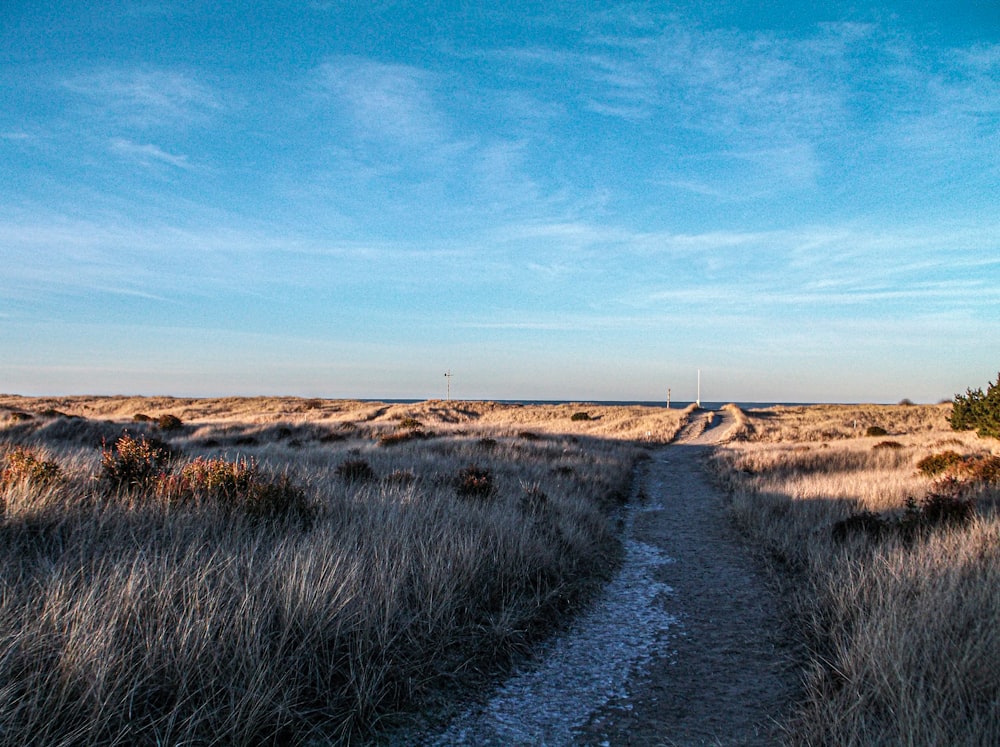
top-left (577, 409), bottom-right (799, 745)
top-left (404, 409), bottom-right (798, 746)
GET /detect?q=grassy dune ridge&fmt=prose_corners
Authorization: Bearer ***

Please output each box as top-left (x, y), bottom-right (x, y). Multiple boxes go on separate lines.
top-left (713, 403), bottom-right (1000, 745)
top-left (0, 396), bottom-right (685, 745)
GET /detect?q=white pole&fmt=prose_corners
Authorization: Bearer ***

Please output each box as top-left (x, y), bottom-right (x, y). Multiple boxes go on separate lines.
top-left (444, 371), bottom-right (452, 401)
top-left (697, 369), bottom-right (701, 408)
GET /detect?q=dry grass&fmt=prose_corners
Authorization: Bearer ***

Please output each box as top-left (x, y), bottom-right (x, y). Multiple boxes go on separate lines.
top-left (0, 396), bottom-right (685, 745)
top-left (742, 402), bottom-right (953, 442)
top-left (0, 396), bottom-right (686, 444)
top-left (713, 404), bottom-right (1000, 745)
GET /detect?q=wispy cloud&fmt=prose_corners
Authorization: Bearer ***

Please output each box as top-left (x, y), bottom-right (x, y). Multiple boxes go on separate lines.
top-left (62, 68), bottom-right (224, 128)
top-left (313, 57), bottom-right (447, 146)
top-left (109, 138), bottom-right (194, 170)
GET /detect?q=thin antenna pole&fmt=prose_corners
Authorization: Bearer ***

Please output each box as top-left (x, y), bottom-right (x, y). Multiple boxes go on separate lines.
top-left (696, 369), bottom-right (701, 408)
top-left (444, 370), bottom-right (452, 401)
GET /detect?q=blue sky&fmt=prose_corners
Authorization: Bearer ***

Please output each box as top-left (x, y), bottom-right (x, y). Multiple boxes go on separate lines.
top-left (2, 1), bottom-right (998, 403)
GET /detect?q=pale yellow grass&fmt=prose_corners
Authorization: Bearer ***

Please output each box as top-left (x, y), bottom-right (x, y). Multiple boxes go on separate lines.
top-left (743, 402), bottom-right (952, 442)
top-left (713, 404), bottom-right (1000, 745)
top-left (0, 395), bottom-right (687, 745)
top-left (0, 395), bottom-right (687, 443)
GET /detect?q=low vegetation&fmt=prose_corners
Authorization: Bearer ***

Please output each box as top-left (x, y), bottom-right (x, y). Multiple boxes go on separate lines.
top-left (950, 372), bottom-right (1000, 439)
top-left (713, 403), bottom-right (1000, 744)
top-left (0, 396), bottom-right (684, 746)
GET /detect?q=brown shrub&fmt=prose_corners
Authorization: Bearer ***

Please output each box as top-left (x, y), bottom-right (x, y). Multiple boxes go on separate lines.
top-left (100, 432), bottom-right (174, 492)
top-left (455, 464), bottom-right (496, 500)
top-left (0, 447), bottom-right (61, 488)
top-left (916, 451), bottom-right (966, 477)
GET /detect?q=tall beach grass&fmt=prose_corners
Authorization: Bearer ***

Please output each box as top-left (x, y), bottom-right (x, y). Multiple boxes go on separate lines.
top-left (713, 404), bottom-right (1000, 745)
top-left (0, 397), bottom-right (685, 745)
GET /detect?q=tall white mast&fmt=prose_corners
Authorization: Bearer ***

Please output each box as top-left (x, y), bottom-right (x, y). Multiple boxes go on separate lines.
top-left (696, 369), bottom-right (701, 408)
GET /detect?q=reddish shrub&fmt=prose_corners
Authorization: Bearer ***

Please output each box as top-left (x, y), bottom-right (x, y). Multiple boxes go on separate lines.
top-left (455, 465), bottom-right (496, 500)
top-left (1, 447), bottom-right (61, 488)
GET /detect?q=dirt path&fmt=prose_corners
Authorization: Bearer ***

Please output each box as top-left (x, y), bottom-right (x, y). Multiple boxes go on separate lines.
top-left (577, 409), bottom-right (800, 745)
top-left (403, 410), bottom-right (799, 746)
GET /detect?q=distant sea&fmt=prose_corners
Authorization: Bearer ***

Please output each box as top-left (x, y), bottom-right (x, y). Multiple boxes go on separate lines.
top-left (367, 399), bottom-right (816, 410)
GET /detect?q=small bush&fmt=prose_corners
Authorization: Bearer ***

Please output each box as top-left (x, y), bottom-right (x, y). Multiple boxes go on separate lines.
top-left (244, 473), bottom-right (311, 520)
top-left (378, 431), bottom-right (415, 447)
top-left (832, 510), bottom-right (888, 542)
top-left (378, 428), bottom-right (432, 447)
top-left (155, 456), bottom-right (312, 520)
top-left (477, 437), bottom-right (498, 451)
top-left (917, 450), bottom-right (966, 477)
top-left (398, 417), bottom-right (423, 429)
top-left (39, 408), bottom-right (69, 418)
top-left (965, 454), bottom-right (1000, 484)
top-left (335, 458), bottom-right (377, 483)
top-left (834, 483), bottom-right (977, 543)
top-left (383, 469), bottom-right (416, 486)
top-left (518, 483), bottom-right (548, 516)
top-left (950, 372), bottom-right (1000, 439)
top-left (865, 425), bottom-right (888, 437)
top-left (180, 457), bottom-right (256, 502)
top-left (919, 488), bottom-right (975, 527)
top-left (571, 412), bottom-right (591, 422)
top-left (8, 411), bottom-right (33, 422)
top-left (1, 447), bottom-right (62, 487)
top-left (518, 431), bottom-right (540, 441)
top-left (157, 414), bottom-right (183, 431)
top-left (873, 440), bottom-right (904, 450)
top-left (455, 464), bottom-right (496, 500)
top-left (132, 413), bottom-right (152, 422)
top-left (100, 432), bottom-right (173, 492)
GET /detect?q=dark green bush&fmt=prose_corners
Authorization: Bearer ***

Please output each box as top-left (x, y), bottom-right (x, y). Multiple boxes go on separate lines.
top-left (132, 413), bottom-right (152, 422)
top-left (571, 412), bottom-right (591, 422)
top-left (865, 425), bottom-right (888, 437)
top-left (950, 373), bottom-right (1000, 439)
top-left (157, 414), bottom-right (183, 431)
top-left (398, 417), bottom-right (423, 430)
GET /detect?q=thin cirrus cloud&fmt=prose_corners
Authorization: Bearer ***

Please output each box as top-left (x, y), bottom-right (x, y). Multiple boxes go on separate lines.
top-left (109, 138), bottom-right (194, 170)
top-left (312, 57), bottom-right (449, 146)
top-left (61, 68), bottom-right (225, 129)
